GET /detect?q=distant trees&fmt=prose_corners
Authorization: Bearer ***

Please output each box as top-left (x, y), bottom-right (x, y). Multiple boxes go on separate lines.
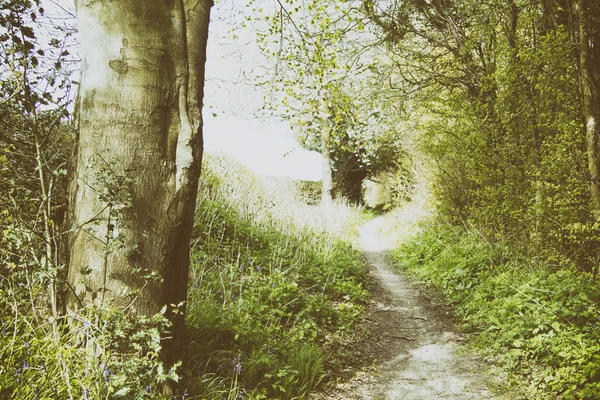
top-left (67, 0), bottom-right (211, 379)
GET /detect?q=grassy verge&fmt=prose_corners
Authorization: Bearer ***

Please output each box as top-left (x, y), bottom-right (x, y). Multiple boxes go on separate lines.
top-left (183, 155), bottom-right (369, 399)
top-left (393, 221), bottom-right (600, 399)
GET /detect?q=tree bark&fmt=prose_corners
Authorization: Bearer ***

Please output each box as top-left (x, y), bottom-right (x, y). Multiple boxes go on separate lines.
top-left (577, 0), bottom-right (600, 211)
top-left (321, 126), bottom-right (334, 205)
top-left (67, 0), bottom-right (211, 367)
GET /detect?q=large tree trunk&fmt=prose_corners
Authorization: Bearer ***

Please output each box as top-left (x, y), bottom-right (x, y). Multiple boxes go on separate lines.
top-left (578, 0), bottom-right (600, 211)
top-left (67, 0), bottom-right (211, 367)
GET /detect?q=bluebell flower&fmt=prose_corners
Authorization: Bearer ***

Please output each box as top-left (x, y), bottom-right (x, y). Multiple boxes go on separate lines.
top-left (233, 355), bottom-right (242, 376)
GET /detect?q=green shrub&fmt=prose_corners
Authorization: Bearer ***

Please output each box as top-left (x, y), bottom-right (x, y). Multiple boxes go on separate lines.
top-left (395, 221), bottom-right (600, 399)
top-left (182, 155), bottom-right (368, 398)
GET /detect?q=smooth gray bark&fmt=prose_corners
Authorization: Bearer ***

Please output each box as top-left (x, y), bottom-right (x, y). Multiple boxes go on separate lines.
top-left (321, 126), bottom-right (333, 204)
top-left (578, 0), bottom-right (600, 211)
top-left (67, 0), bottom-right (212, 368)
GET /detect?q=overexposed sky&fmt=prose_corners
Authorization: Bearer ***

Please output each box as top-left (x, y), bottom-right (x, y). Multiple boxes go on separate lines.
top-left (203, 114), bottom-right (322, 180)
top-left (44, 0), bottom-right (322, 181)
top-left (202, 0), bottom-right (322, 181)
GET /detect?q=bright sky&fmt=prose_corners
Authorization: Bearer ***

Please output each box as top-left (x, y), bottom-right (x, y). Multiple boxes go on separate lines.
top-left (202, 0), bottom-right (322, 181)
top-left (45, 0), bottom-right (323, 181)
top-left (203, 114), bottom-right (322, 180)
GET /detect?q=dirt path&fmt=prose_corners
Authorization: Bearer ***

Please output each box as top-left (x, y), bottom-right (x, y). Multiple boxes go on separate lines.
top-left (317, 216), bottom-right (503, 399)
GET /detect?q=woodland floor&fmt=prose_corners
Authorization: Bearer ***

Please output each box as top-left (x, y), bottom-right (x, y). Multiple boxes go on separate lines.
top-left (315, 216), bottom-right (506, 400)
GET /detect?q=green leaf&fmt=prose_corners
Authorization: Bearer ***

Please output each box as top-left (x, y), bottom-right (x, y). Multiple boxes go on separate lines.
top-left (114, 387), bottom-right (130, 397)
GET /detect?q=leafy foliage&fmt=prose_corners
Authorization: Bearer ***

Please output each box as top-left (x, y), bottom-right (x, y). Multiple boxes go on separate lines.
top-left (183, 155), bottom-right (369, 398)
top-left (366, 0), bottom-right (600, 271)
top-left (254, 0), bottom-right (408, 202)
top-left (395, 222), bottom-right (600, 399)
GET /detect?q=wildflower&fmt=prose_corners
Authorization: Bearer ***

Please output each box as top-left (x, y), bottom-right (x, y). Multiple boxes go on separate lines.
top-left (233, 355), bottom-right (242, 376)
top-left (23, 361), bottom-right (29, 371)
top-left (83, 388), bottom-right (90, 400)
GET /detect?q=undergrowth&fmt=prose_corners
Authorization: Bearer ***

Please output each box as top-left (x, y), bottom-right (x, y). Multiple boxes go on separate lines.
top-left (394, 221), bottom-right (600, 399)
top-left (183, 154), bottom-right (369, 399)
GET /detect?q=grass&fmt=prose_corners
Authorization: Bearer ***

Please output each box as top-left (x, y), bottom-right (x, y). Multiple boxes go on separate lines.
top-left (394, 220), bottom-right (600, 399)
top-left (0, 152), bottom-right (368, 399)
top-left (182, 154), bottom-right (369, 398)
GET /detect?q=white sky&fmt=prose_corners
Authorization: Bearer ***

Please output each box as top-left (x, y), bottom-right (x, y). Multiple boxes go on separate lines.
top-left (203, 114), bottom-right (322, 180)
top-left (201, 0), bottom-right (323, 181)
top-left (45, 0), bottom-right (323, 181)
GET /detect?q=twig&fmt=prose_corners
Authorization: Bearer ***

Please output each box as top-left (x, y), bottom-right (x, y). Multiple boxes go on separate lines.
top-left (390, 335), bottom-right (415, 341)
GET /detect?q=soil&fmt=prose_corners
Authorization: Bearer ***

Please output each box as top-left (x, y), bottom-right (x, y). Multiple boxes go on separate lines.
top-left (315, 216), bottom-right (506, 400)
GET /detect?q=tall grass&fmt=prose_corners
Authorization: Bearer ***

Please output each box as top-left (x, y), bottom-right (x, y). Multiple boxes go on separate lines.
top-left (183, 154), bottom-right (368, 398)
top-left (200, 153), bottom-right (363, 240)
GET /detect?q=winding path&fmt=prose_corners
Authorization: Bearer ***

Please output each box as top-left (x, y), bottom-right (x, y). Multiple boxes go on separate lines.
top-left (318, 216), bottom-right (502, 399)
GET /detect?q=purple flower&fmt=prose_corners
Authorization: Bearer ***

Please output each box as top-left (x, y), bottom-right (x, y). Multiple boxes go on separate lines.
top-left (23, 361), bottom-right (29, 371)
top-left (233, 355), bottom-right (242, 376)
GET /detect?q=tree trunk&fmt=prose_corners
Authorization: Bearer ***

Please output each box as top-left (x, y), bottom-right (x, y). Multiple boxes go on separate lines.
top-left (67, 0), bottom-right (211, 367)
top-left (321, 126), bottom-right (333, 204)
top-left (578, 0), bottom-right (600, 211)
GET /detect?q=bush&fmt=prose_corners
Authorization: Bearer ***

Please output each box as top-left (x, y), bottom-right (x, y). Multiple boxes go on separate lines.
top-left (395, 221), bottom-right (600, 399)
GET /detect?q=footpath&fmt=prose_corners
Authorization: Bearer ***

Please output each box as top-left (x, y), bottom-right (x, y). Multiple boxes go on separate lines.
top-left (317, 216), bottom-right (503, 400)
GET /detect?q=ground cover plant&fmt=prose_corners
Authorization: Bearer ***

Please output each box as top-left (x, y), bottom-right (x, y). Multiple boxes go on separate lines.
top-left (0, 152), bottom-right (368, 399)
top-left (183, 155), bottom-right (369, 398)
top-left (394, 221), bottom-right (600, 399)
